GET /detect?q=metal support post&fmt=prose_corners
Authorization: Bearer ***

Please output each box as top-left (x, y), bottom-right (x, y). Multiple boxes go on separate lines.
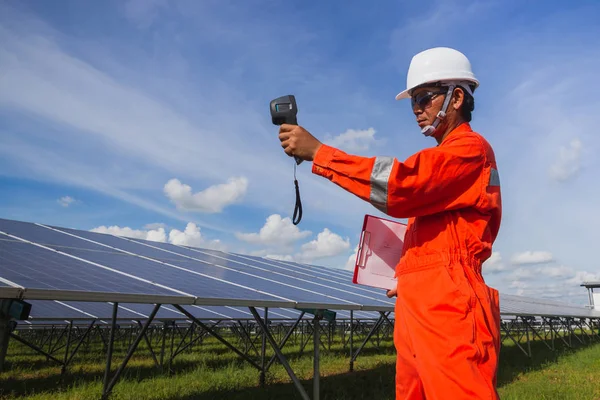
top-left (260, 307), bottom-right (268, 387)
top-left (103, 304), bottom-right (161, 398)
top-left (137, 320), bottom-right (159, 367)
top-left (313, 314), bottom-right (321, 400)
top-left (102, 302), bottom-right (119, 399)
top-left (0, 312), bottom-right (11, 372)
top-left (172, 305), bottom-right (262, 370)
top-left (351, 313), bottom-right (386, 364)
top-left (61, 320), bottom-right (74, 375)
top-left (64, 320), bottom-right (97, 368)
top-left (159, 321), bottom-right (170, 369)
top-left (265, 311), bottom-right (305, 371)
top-left (349, 310), bottom-right (354, 372)
top-left (249, 307), bottom-right (310, 400)
top-left (9, 333), bottom-right (64, 365)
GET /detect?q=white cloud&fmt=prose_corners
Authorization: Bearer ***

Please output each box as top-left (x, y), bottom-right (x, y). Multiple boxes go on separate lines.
top-left (168, 222), bottom-right (225, 251)
top-left (265, 254), bottom-right (295, 262)
top-left (91, 225), bottom-right (167, 242)
top-left (345, 245), bottom-right (359, 271)
top-left (323, 128), bottom-right (380, 153)
top-left (244, 225), bottom-right (352, 265)
top-left (549, 138), bottom-right (583, 181)
top-left (509, 280), bottom-right (529, 296)
top-left (145, 228), bottom-right (168, 243)
top-left (482, 251), bottom-right (505, 274)
top-left (509, 267), bottom-right (536, 281)
top-left (510, 251), bottom-right (554, 265)
top-left (538, 265), bottom-right (574, 279)
top-left (90, 221), bottom-right (225, 250)
top-left (235, 214), bottom-right (312, 248)
top-left (57, 196), bottom-right (76, 207)
top-left (164, 177), bottom-right (248, 213)
top-left (509, 265), bottom-right (574, 282)
top-left (296, 228), bottom-right (351, 262)
top-left (566, 271), bottom-right (600, 285)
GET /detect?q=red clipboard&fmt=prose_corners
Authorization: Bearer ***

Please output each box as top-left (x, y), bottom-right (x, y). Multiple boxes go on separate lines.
top-left (352, 214), bottom-right (407, 291)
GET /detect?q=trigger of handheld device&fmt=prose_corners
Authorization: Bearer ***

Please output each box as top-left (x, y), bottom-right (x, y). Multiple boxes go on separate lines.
top-left (270, 95), bottom-right (302, 165)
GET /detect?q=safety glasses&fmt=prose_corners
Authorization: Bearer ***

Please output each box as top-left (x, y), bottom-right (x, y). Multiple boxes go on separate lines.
top-left (411, 90), bottom-right (447, 109)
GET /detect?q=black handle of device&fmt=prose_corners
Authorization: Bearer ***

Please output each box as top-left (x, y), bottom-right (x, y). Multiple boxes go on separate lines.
top-left (270, 95), bottom-right (302, 165)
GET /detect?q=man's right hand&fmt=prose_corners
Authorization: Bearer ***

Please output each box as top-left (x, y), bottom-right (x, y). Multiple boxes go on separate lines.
top-left (386, 288), bottom-right (397, 298)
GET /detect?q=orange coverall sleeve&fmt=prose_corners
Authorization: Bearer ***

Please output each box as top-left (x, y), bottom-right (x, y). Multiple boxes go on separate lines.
top-left (311, 135), bottom-right (486, 218)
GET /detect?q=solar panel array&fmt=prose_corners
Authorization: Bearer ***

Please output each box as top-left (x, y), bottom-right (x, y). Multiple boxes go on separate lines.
top-left (0, 218), bottom-right (395, 316)
top-left (1, 217), bottom-right (600, 322)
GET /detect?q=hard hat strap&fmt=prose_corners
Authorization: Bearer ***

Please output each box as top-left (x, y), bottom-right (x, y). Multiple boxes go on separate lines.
top-left (421, 85), bottom-right (455, 137)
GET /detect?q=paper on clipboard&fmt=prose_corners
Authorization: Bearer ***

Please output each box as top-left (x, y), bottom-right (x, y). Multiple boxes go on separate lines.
top-left (352, 214), bottom-right (407, 291)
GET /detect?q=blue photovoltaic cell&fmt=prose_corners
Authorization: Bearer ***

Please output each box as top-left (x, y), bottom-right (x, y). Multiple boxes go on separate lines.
top-left (26, 301), bottom-right (281, 321)
top-left (0, 239), bottom-right (179, 297)
top-left (229, 252), bottom-right (393, 298)
top-left (111, 236), bottom-right (390, 308)
top-left (0, 219), bottom-right (99, 250)
top-left (27, 300), bottom-right (93, 320)
top-left (172, 246), bottom-right (394, 305)
top-left (27, 300), bottom-right (142, 320)
top-left (186, 247), bottom-right (367, 294)
top-left (46, 226), bottom-right (359, 307)
top-left (114, 303), bottom-right (222, 321)
top-left (1, 221), bottom-right (296, 305)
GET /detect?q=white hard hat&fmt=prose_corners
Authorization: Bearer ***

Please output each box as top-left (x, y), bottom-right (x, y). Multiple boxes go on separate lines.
top-left (395, 47), bottom-right (479, 100)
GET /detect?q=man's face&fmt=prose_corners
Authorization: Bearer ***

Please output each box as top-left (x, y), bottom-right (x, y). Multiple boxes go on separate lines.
top-left (411, 86), bottom-right (448, 130)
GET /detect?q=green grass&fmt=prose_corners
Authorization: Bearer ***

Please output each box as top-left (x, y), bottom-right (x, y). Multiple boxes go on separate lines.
top-left (1, 328), bottom-right (599, 400)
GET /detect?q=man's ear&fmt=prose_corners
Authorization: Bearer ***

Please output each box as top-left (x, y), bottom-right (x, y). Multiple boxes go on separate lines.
top-left (452, 87), bottom-right (465, 111)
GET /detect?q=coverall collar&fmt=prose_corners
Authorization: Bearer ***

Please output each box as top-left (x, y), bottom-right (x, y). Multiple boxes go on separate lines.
top-left (437, 122), bottom-right (472, 146)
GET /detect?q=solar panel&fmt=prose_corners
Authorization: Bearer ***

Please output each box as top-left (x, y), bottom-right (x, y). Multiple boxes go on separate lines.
top-left (0, 219), bottom-right (297, 308)
top-left (26, 300), bottom-right (143, 320)
top-left (499, 294), bottom-right (600, 318)
top-left (35, 223), bottom-right (368, 309)
top-left (2, 217), bottom-right (600, 321)
top-left (21, 300), bottom-right (329, 324)
top-left (0, 238), bottom-right (185, 300)
top-left (116, 237), bottom-right (395, 310)
top-left (197, 250), bottom-right (391, 299)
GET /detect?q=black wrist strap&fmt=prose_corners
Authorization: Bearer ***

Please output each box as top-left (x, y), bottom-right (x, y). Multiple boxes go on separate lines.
top-left (292, 164), bottom-right (303, 225)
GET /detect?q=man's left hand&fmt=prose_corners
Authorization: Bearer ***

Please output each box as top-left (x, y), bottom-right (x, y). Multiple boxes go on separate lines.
top-left (279, 124), bottom-right (322, 161)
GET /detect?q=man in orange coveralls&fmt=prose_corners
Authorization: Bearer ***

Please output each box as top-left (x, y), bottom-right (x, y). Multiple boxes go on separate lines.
top-left (278, 47), bottom-right (502, 399)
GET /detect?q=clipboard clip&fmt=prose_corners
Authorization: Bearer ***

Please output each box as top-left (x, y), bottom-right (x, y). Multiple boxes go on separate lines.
top-left (356, 230), bottom-right (371, 269)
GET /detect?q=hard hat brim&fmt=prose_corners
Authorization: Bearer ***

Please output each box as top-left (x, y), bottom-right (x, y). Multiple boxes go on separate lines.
top-left (395, 89), bottom-right (411, 100)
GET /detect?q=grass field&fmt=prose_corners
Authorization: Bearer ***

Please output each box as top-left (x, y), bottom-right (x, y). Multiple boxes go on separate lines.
top-left (1, 327), bottom-right (599, 400)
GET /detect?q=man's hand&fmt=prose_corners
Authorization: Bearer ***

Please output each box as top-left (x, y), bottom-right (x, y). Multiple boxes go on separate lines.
top-left (279, 124), bottom-right (323, 161)
top-left (386, 288), bottom-right (397, 298)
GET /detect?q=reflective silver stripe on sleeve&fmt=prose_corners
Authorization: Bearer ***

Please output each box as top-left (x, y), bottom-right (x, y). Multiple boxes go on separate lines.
top-left (370, 156), bottom-right (394, 213)
top-left (489, 168), bottom-right (500, 186)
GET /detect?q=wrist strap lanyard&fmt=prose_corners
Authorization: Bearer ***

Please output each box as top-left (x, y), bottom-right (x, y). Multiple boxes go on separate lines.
top-left (292, 163), bottom-right (302, 225)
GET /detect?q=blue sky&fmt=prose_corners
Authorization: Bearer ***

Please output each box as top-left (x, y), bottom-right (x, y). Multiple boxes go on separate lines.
top-left (1, 0), bottom-right (599, 305)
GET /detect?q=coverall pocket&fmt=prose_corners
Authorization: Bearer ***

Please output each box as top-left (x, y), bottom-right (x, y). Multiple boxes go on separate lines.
top-left (440, 262), bottom-right (476, 310)
top-left (397, 262), bottom-right (476, 346)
